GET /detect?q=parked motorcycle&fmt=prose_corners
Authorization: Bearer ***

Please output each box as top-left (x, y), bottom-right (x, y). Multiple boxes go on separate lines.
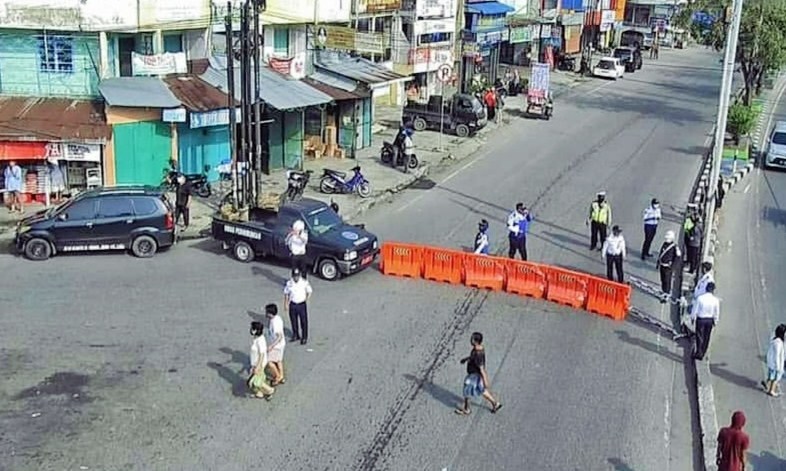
top-left (319, 166), bottom-right (371, 198)
top-left (284, 169), bottom-right (312, 202)
top-left (161, 164), bottom-right (212, 197)
top-left (557, 55), bottom-right (576, 72)
top-left (380, 141), bottom-right (419, 170)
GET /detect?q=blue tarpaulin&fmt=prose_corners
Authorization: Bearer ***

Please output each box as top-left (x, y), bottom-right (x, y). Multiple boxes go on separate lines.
top-left (466, 1), bottom-right (515, 16)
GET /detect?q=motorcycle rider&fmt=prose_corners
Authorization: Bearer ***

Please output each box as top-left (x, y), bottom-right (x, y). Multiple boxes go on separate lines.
top-left (391, 125), bottom-right (414, 169)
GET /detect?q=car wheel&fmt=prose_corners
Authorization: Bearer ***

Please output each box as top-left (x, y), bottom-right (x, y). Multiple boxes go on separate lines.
top-left (318, 258), bottom-right (339, 281)
top-left (131, 235), bottom-right (158, 258)
top-left (233, 240), bottom-right (254, 262)
top-left (456, 124), bottom-right (470, 138)
top-left (24, 237), bottom-right (52, 261)
top-left (413, 117), bottom-right (427, 131)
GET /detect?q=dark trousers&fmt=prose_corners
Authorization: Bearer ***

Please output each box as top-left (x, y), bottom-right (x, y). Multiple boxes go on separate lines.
top-left (508, 234), bottom-right (528, 260)
top-left (686, 245), bottom-right (699, 273)
top-left (606, 254), bottom-right (624, 282)
top-left (659, 265), bottom-right (673, 294)
top-left (694, 318), bottom-right (714, 359)
top-left (175, 204), bottom-right (190, 227)
top-left (641, 224), bottom-right (657, 258)
top-left (289, 301), bottom-right (308, 341)
top-left (590, 221), bottom-right (607, 250)
top-left (291, 254), bottom-right (307, 277)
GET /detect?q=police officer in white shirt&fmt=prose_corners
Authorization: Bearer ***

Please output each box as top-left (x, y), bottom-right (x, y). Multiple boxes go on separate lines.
top-left (693, 262), bottom-right (714, 300)
top-left (507, 202), bottom-right (532, 260)
top-left (691, 281), bottom-right (719, 360)
top-left (602, 225), bottom-right (626, 282)
top-left (641, 198), bottom-right (662, 260)
top-left (286, 220), bottom-right (309, 277)
top-left (283, 268), bottom-right (313, 345)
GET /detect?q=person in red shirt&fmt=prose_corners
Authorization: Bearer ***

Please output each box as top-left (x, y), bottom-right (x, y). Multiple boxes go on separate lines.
top-left (484, 88), bottom-right (497, 122)
top-left (717, 411), bottom-right (750, 471)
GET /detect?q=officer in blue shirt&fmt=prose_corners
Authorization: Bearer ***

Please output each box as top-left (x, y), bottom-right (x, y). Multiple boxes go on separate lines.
top-left (507, 203), bottom-right (533, 260)
top-left (474, 219), bottom-right (490, 255)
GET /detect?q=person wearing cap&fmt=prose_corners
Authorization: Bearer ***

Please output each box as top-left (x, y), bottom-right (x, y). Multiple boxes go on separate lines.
top-left (691, 281), bottom-right (719, 360)
top-left (641, 198), bottom-right (662, 260)
top-left (283, 268), bottom-right (313, 345)
top-left (507, 203), bottom-right (533, 260)
top-left (656, 230), bottom-right (681, 301)
top-left (602, 225), bottom-right (626, 282)
top-left (694, 261), bottom-right (715, 300)
top-left (474, 219), bottom-right (490, 255)
top-left (587, 191), bottom-right (612, 251)
top-left (286, 219), bottom-right (309, 277)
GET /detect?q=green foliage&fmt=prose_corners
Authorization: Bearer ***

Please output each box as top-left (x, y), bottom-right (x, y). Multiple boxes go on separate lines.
top-left (726, 103), bottom-right (758, 139)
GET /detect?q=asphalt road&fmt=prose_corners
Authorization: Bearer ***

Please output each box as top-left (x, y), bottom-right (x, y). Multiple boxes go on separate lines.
top-left (0, 47), bottom-right (722, 471)
top-left (710, 88), bottom-right (786, 469)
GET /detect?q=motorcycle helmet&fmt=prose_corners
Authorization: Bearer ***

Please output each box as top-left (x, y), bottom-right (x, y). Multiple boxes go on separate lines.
top-left (293, 220), bottom-right (305, 232)
top-left (478, 219), bottom-right (489, 232)
top-left (664, 230), bottom-right (675, 243)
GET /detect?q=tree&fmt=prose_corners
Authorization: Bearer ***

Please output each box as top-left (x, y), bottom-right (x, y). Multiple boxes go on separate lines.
top-left (726, 103), bottom-right (757, 144)
top-left (678, 0), bottom-right (786, 105)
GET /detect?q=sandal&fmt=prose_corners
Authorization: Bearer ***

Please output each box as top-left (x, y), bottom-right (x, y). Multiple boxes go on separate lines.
top-left (491, 403), bottom-right (503, 413)
top-left (454, 407), bottom-right (471, 415)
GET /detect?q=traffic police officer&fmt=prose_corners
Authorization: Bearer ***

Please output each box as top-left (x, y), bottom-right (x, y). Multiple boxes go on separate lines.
top-left (587, 191), bottom-right (612, 251)
top-left (641, 198), bottom-right (662, 259)
top-left (474, 219), bottom-right (490, 255)
top-left (602, 225), bottom-right (626, 282)
top-left (656, 230), bottom-right (681, 301)
top-left (507, 203), bottom-right (532, 260)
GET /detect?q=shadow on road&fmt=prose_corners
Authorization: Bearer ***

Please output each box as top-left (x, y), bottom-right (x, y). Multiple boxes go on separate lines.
top-left (709, 362), bottom-right (761, 391)
top-left (207, 347), bottom-right (249, 398)
top-left (614, 330), bottom-right (683, 363)
top-left (748, 451), bottom-right (786, 470)
top-left (403, 374), bottom-right (462, 409)
top-left (251, 265), bottom-right (289, 285)
top-left (607, 457), bottom-right (637, 471)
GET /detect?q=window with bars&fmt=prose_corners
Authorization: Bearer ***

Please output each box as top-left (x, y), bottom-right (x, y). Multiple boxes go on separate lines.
top-left (273, 28), bottom-right (289, 55)
top-left (37, 35), bottom-right (74, 73)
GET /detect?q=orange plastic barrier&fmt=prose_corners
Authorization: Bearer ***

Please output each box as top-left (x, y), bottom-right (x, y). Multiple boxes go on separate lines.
top-left (380, 242), bottom-right (423, 278)
top-left (545, 267), bottom-right (589, 309)
top-left (422, 247), bottom-right (465, 285)
top-left (464, 255), bottom-right (505, 291)
top-left (585, 277), bottom-right (631, 320)
top-left (503, 259), bottom-right (547, 299)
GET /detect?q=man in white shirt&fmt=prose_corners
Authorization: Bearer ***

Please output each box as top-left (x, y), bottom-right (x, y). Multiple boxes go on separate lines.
top-left (264, 303), bottom-right (286, 386)
top-left (286, 220), bottom-right (309, 278)
top-left (693, 262), bottom-right (714, 300)
top-left (284, 268), bottom-right (313, 345)
top-left (602, 225), bottom-right (626, 282)
top-left (691, 282), bottom-right (720, 360)
top-left (507, 202), bottom-right (533, 260)
top-left (641, 198), bottom-right (662, 260)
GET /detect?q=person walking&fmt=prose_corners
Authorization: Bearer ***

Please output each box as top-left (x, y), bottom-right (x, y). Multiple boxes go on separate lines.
top-left (474, 219), bottom-right (490, 255)
top-left (602, 225), bottom-right (626, 283)
top-left (656, 230), bottom-right (681, 301)
top-left (3, 160), bottom-right (23, 213)
top-left (507, 203), bottom-right (533, 260)
top-left (684, 210), bottom-right (702, 274)
top-left (174, 174), bottom-right (192, 229)
top-left (484, 88), bottom-right (497, 122)
top-left (694, 261), bottom-right (715, 299)
top-left (264, 303), bottom-right (286, 386)
top-left (248, 321), bottom-right (275, 400)
top-left (691, 281), bottom-right (720, 360)
top-left (587, 191), bottom-right (612, 251)
top-left (716, 411), bottom-right (749, 471)
top-left (762, 324), bottom-right (786, 397)
top-left (641, 198), bottom-right (662, 259)
top-left (283, 268), bottom-right (312, 345)
top-left (286, 220), bottom-right (309, 276)
top-left (454, 332), bottom-right (502, 416)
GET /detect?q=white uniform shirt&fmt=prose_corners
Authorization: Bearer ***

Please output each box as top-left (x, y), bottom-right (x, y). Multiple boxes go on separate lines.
top-left (284, 278), bottom-right (313, 304)
top-left (691, 292), bottom-right (720, 323)
top-left (602, 234), bottom-right (626, 258)
top-left (766, 337), bottom-right (785, 374)
top-left (694, 271), bottom-right (714, 300)
top-left (507, 210), bottom-right (525, 236)
top-left (643, 205), bottom-right (662, 226)
top-left (403, 136), bottom-right (414, 155)
top-left (286, 230), bottom-right (308, 256)
top-left (250, 335), bottom-right (268, 370)
top-left (266, 315), bottom-right (286, 350)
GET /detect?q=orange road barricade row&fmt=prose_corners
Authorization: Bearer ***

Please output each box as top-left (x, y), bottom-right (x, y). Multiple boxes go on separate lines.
top-left (503, 259), bottom-right (547, 299)
top-left (465, 256), bottom-right (506, 291)
top-left (545, 267), bottom-right (589, 309)
top-left (380, 242), bottom-right (423, 278)
top-left (585, 277), bottom-right (631, 321)
top-left (422, 247), bottom-right (465, 285)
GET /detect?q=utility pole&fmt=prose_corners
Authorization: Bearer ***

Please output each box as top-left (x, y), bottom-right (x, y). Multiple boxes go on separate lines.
top-left (239, 2), bottom-right (250, 209)
top-left (253, 0), bottom-right (263, 204)
top-left (226, 2), bottom-right (239, 209)
top-left (703, 0), bottom-right (744, 261)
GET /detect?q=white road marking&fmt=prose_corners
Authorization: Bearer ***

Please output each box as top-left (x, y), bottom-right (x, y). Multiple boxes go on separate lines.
top-left (585, 80), bottom-right (614, 95)
top-left (744, 183), bottom-right (751, 193)
top-left (442, 157), bottom-right (480, 184)
top-left (395, 193), bottom-right (426, 213)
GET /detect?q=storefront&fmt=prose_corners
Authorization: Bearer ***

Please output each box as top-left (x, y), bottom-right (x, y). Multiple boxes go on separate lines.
top-left (538, 23), bottom-right (563, 68)
top-left (560, 13), bottom-right (584, 55)
top-left (462, 0), bottom-right (514, 92)
top-left (500, 24), bottom-right (534, 66)
top-left (407, 45), bottom-right (455, 102)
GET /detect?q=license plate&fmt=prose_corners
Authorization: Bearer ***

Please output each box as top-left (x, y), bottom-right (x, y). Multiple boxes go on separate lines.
top-left (361, 255), bottom-right (373, 265)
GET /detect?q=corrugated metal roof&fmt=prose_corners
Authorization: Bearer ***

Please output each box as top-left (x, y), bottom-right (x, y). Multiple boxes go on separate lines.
top-left (303, 77), bottom-right (368, 101)
top-left (163, 75), bottom-right (236, 112)
top-left (0, 97), bottom-right (110, 142)
top-left (200, 56), bottom-right (333, 111)
top-left (465, 1), bottom-right (515, 15)
top-left (99, 77), bottom-right (182, 108)
top-left (309, 71), bottom-right (359, 92)
top-left (314, 52), bottom-right (411, 87)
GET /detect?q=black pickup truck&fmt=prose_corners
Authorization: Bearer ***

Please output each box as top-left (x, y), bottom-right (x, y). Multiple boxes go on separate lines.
top-left (402, 93), bottom-right (487, 138)
top-left (211, 198), bottom-right (379, 281)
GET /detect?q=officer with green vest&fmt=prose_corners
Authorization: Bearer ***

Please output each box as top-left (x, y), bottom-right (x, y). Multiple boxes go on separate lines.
top-left (587, 191), bottom-right (612, 251)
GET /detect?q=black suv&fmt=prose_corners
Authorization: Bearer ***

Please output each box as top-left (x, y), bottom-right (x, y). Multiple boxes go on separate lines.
top-left (613, 47), bottom-right (642, 72)
top-left (15, 186), bottom-right (176, 261)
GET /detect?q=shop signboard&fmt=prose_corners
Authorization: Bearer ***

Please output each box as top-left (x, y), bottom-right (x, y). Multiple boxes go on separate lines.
top-left (321, 26), bottom-right (386, 54)
top-left (476, 30), bottom-right (503, 46)
top-left (139, 0), bottom-right (211, 28)
top-left (509, 26), bottom-right (532, 44)
top-left (416, 0), bottom-right (456, 18)
top-left (64, 143), bottom-right (101, 162)
top-left (410, 46), bottom-right (454, 74)
top-left (0, 0), bottom-right (137, 30)
top-left (190, 108), bottom-right (242, 129)
top-left (162, 108), bottom-right (187, 123)
top-left (132, 52), bottom-right (187, 76)
top-left (355, 31), bottom-right (386, 55)
top-left (355, 0), bottom-right (401, 14)
top-left (600, 10), bottom-right (615, 32)
top-left (414, 18), bottom-right (455, 37)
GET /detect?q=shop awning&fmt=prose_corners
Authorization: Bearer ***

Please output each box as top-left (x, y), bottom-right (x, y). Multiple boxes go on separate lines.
top-left (99, 77), bottom-right (182, 108)
top-left (304, 73), bottom-right (370, 101)
top-left (162, 75), bottom-right (236, 112)
top-left (0, 97), bottom-right (110, 143)
top-left (466, 1), bottom-right (515, 16)
top-left (314, 52), bottom-right (412, 90)
top-left (200, 56), bottom-right (333, 111)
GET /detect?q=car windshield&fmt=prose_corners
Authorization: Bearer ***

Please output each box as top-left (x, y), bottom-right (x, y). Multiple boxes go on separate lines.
top-left (598, 60), bottom-right (614, 69)
top-left (305, 206), bottom-right (342, 235)
top-left (613, 49), bottom-right (631, 59)
top-left (46, 196), bottom-right (75, 217)
top-left (772, 132), bottom-right (786, 146)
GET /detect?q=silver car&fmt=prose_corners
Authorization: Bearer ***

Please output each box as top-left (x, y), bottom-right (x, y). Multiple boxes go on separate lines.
top-left (765, 121), bottom-right (786, 169)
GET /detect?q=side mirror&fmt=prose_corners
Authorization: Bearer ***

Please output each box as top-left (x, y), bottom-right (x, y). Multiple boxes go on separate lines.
top-left (57, 213), bottom-right (67, 221)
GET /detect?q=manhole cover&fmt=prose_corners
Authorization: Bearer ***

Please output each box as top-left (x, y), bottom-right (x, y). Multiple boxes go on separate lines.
top-left (408, 178), bottom-right (437, 190)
